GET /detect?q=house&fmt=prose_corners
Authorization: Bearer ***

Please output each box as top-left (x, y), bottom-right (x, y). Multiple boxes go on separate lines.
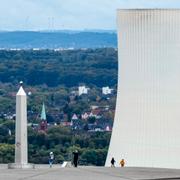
top-left (102, 86), bottom-right (113, 95)
top-left (71, 114), bottom-right (78, 120)
top-left (105, 126), bottom-right (112, 132)
top-left (81, 112), bottom-right (89, 120)
top-left (90, 105), bottom-right (99, 110)
top-left (78, 86), bottom-right (89, 96)
top-left (89, 109), bottom-right (102, 119)
top-left (61, 121), bottom-right (72, 127)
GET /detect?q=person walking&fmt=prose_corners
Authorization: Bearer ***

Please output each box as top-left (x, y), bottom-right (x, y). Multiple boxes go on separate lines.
top-left (73, 150), bottom-right (79, 167)
top-left (49, 152), bottom-right (54, 168)
top-left (111, 157), bottom-right (116, 167)
top-left (120, 159), bottom-right (125, 167)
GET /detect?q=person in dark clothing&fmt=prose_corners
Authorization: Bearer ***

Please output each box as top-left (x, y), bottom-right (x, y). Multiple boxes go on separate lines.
top-left (73, 150), bottom-right (79, 167)
top-left (111, 157), bottom-right (116, 167)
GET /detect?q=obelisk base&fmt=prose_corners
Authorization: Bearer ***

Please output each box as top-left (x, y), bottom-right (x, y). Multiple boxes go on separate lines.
top-left (8, 163), bottom-right (35, 169)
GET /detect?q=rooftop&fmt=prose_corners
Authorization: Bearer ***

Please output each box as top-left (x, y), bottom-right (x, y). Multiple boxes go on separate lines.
top-left (1, 165), bottom-right (180, 180)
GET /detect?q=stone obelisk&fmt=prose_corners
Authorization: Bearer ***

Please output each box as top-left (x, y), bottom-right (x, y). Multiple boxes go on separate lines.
top-left (8, 83), bottom-right (34, 169)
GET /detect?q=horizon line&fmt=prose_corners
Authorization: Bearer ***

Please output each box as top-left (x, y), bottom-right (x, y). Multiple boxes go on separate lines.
top-left (0, 29), bottom-right (117, 33)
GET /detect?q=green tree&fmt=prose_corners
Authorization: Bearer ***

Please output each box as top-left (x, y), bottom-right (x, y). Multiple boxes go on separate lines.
top-left (0, 144), bottom-right (14, 163)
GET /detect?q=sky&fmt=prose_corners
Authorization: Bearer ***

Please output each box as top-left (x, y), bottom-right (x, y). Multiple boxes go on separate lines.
top-left (0, 0), bottom-right (180, 31)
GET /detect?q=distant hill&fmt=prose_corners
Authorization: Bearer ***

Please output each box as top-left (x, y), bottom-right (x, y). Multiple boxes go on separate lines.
top-left (0, 31), bottom-right (117, 49)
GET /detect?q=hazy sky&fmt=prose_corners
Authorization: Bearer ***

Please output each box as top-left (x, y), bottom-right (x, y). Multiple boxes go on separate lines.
top-left (1, 0), bottom-right (180, 31)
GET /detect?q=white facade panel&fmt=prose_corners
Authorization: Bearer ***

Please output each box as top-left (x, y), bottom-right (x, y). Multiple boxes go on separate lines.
top-left (106, 9), bottom-right (180, 168)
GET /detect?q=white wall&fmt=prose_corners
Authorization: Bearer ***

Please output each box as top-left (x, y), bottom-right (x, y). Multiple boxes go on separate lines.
top-left (106, 9), bottom-right (180, 168)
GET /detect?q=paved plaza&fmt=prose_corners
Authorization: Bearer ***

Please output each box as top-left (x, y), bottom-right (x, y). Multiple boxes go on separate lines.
top-left (1, 165), bottom-right (180, 180)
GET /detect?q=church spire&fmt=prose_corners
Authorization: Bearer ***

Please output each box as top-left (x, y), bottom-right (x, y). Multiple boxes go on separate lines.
top-left (39, 102), bottom-right (47, 132)
top-left (40, 102), bottom-right (46, 120)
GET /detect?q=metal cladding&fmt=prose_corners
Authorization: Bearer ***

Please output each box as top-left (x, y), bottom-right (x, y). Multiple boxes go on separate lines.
top-left (106, 9), bottom-right (180, 168)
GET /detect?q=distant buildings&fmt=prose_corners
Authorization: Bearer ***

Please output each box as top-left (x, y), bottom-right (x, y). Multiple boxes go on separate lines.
top-left (105, 126), bottom-right (111, 132)
top-left (102, 87), bottom-right (113, 95)
top-left (90, 105), bottom-right (99, 110)
top-left (81, 112), bottom-right (89, 120)
top-left (71, 114), bottom-right (78, 120)
top-left (78, 86), bottom-right (89, 96)
top-left (2, 83), bottom-right (114, 133)
top-left (71, 114), bottom-right (83, 130)
top-left (70, 85), bottom-right (113, 96)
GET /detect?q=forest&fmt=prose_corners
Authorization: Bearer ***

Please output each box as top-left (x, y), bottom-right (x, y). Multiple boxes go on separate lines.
top-left (0, 48), bottom-right (117, 87)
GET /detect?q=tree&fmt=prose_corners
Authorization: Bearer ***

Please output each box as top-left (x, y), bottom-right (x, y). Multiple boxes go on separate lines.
top-left (88, 117), bottom-right (96, 124)
top-left (0, 144), bottom-right (14, 163)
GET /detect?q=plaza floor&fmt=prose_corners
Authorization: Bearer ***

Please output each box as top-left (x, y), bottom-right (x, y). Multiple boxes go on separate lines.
top-left (1, 165), bottom-right (180, 180)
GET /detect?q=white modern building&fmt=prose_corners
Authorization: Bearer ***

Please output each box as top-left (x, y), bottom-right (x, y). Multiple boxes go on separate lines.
top-left (106, 9), bottom-right (180, 169)
top-left (102, 87), bottom-right (113, 95)
top-left (78, 86), bottom-right (89, 96)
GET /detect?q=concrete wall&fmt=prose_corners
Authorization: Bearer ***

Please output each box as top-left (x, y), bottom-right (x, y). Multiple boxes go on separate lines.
top-left (106, 9), bottom-right (180, 168)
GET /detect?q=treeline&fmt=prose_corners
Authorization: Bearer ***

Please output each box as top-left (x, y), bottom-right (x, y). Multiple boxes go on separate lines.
top-left (0, 48), bottom-right (118, 87)
top-left (0, 121), bottom-right (111, 166)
